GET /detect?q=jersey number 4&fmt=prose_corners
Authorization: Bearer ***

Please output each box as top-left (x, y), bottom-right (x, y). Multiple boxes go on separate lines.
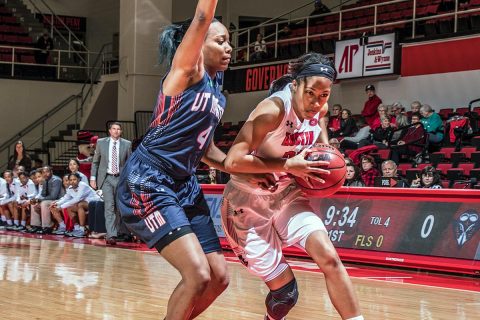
top-left (197, 125), bottom-right (213, 150)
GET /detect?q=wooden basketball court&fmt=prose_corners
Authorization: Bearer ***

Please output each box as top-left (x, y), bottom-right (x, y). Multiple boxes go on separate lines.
top-left (0, 233), bottom-right (478, 319)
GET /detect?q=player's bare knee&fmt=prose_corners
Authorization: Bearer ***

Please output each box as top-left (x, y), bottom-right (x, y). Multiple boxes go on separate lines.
top-left (319, 251), bottom-right (342, 274)
top-left (185, 266), bottom-right (211, 294)
top-left (216, 271), bottom-right (230, 292)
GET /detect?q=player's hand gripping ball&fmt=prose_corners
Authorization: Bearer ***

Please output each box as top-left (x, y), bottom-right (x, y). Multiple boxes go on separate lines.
top-left (295, 144), bottom-right (346, 196)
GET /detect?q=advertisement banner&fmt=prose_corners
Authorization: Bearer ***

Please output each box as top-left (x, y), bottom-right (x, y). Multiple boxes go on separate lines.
top-left (334, 33), bottom-right (396, 79)
top-left (363, 33), bottom-right (395, 76)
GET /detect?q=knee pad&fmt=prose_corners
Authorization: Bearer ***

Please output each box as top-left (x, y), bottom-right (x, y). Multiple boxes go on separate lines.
top-left (265, 278), bottom-right (299, 319)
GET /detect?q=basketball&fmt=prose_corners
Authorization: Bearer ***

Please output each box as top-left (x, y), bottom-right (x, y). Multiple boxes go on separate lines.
top-left (295, 144), bottom-right (346, 196)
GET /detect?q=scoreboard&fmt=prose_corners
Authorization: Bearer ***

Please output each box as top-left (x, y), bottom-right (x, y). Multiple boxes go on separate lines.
top-left (202, 185), bottom-right (480, 275)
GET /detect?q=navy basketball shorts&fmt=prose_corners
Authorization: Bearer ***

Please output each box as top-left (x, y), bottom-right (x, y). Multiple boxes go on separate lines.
top-left (116, 152), bottom-right (221, 253)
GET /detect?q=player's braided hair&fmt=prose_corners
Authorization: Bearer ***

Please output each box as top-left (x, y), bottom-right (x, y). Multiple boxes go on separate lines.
top-left (269, 52), bottom-right (336, 95)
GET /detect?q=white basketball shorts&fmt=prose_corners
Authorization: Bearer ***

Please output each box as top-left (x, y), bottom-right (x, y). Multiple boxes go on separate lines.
top-left (221, 182), bottom-right (327, 282)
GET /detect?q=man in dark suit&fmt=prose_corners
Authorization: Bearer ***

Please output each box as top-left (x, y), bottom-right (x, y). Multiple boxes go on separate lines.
top-left (90, 122), bottom-right (131, 244)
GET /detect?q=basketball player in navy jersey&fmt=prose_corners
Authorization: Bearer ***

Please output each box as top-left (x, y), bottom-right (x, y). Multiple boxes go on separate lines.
top-left (221, 53), bottom-right (363, 320)
top-left (116, 1), bottom-right (232, 319)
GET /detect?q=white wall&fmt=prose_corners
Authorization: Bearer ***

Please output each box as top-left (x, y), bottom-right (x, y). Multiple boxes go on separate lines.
top-left (222, 69), bottom-right (480, 123)
top-left (0, 79), bottom-right (83, 145)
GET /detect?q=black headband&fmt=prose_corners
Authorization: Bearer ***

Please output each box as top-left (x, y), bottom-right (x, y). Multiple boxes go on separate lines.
top-left (296, 63), bottom-right (336, 82)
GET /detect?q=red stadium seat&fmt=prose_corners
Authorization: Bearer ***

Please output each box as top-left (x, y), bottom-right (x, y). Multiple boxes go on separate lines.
top-left (455, 107), bottom-right (469, 116)
top-left (441, 179), bottom-right (450, 188)
top-left (471, 135), bottom-right (480, 146)
top-left (430, 147), bottom-right (455, 165)
top-left (405, 168), bottom-right (421, 182)
top-left (457, 162), bottom-right (475, 176)
top-left (470, 152), bottom-right (480, 167)
top-left (446, 168), bottom-right (464, 181)
top-left (436, 163), bottom-right (453, 175)
top-left (470, 168), bottom-right (480, 180)
top-left (397, 163), bottom-right (412, 176)
top-left (438, 108), bottom-right (454, 120)
top-left (450, 147), bottom-right (478, 164)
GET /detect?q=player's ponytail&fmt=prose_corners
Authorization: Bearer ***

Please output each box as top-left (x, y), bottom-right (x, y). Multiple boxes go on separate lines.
top-left (269, 74), bottom-right (294, 95)
top-left (158, 18), bottom-right (220, 68)
top-left (158, 19), bottom-right (191, 68)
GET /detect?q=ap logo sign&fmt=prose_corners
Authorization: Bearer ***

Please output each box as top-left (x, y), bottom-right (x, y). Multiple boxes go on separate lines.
top-left (335, 39), bottom-right (363, 79)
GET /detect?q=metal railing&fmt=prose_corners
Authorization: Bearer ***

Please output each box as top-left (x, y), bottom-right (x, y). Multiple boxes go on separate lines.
top-left (25, 0), bottom-right (89, 65)
top-left (232, 0), bottom-right (480, 63)
top-left (0, 42), bottom-right (116, 170)
top-left (0, 44), bottom-right (102, 81)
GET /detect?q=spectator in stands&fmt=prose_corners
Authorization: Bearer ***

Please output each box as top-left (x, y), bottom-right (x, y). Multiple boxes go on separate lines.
top-left (410, 166), bottom-right (442, 189)
top-left (331, 108), bottom-right (357, 138)
top-left (32, 166), bottom-right (62, 234)
top-left (209, 167), bottom-right (218, 184)
top-left (90, 122), bottom-right (132, 245)
top-left (390, 113), bottom-right (426, 164)
top-left (1, 170), bottom-right (18, 230)
top-left (328, 104), bottom-right (342, 133)
top-left (340, 116), bottom-right (371, 150)
top-left (410, 101), bottom-right (422, 114)
top-left (360, 154), bottom-right (380, 187)
top-left (7, 140), bottom-right (32, 172)
top-left (380, 160), bottom-right (409, 188)
top-left (361, 84), bottom-right (383, 127)
top-left (278, 24), bottom-right (292, 39)
top-left (35, 31), bottom-right (54, 64)
top-left (371, 116), bottom-right (394, 149)
top-left (390, 113), bottom-right (409, 141)
top-left (420, 104), bottom-right (444, 143)
top-left (392, 102), bottom-right (405, 117)
top-left (322, 111), bottom-right (334, 137)
top-left (328, 138), bottom-right (341, 150)
top-left (50, 172), bottom-right (101, 237)
top-left (251, 33), bottom-right (267, 62)
top-left (371, 104), bottom-right (396, 130)
top-left (310, 0), bottom-right (331, 24)
top-left (68, 158), bottom-right (88, 184)
top-left (344, 163), bottom-right (365, 187)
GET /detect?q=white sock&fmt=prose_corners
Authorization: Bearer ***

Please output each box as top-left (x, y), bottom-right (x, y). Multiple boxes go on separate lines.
top-left (79, 226), bottom-right (85, 231)
top-left (14, 219), bottom-right (19, 226)
top-left (74, 224), bottom-right (80, 230)
top-left (59, 222), bottom-right (66, 228)
top-left (347, 316), bottom-right (364, 320)
top-left (1, 216), bottom-right (6, 222)
top-left (21, 221), bottom-right (26, 226)
top-left (6, 220), bottom-right (13, 225)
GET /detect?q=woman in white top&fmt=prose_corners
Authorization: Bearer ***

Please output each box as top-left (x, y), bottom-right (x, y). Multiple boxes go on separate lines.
top-left (50, 172), bottom-right (101, 237)
top-left (67, 158), bottom-right (89, 184)
top-left (221, 53), bottom-right (363, 320)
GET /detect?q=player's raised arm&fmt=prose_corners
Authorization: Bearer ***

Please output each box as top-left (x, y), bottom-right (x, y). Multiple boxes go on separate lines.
top-left (161, 0), bottom-right (218, 95)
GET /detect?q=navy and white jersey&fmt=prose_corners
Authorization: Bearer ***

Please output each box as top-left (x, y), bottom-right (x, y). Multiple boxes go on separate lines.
top-left (139, 71), bottom-right (226, 179)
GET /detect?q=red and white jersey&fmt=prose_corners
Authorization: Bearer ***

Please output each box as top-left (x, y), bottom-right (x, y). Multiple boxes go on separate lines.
top-left (231, 84), bottom-right (322, 194)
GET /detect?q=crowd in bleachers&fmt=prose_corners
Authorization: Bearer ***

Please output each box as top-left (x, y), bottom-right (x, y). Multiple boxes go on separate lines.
top-left (238, 0), bottom-right (480, 63)
top-left (209, 83), bottom-right (480, 190)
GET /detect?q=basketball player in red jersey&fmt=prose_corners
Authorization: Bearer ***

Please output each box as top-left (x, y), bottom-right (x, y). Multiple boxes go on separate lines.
top-left (221, 53), bottom-right (363, 320)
